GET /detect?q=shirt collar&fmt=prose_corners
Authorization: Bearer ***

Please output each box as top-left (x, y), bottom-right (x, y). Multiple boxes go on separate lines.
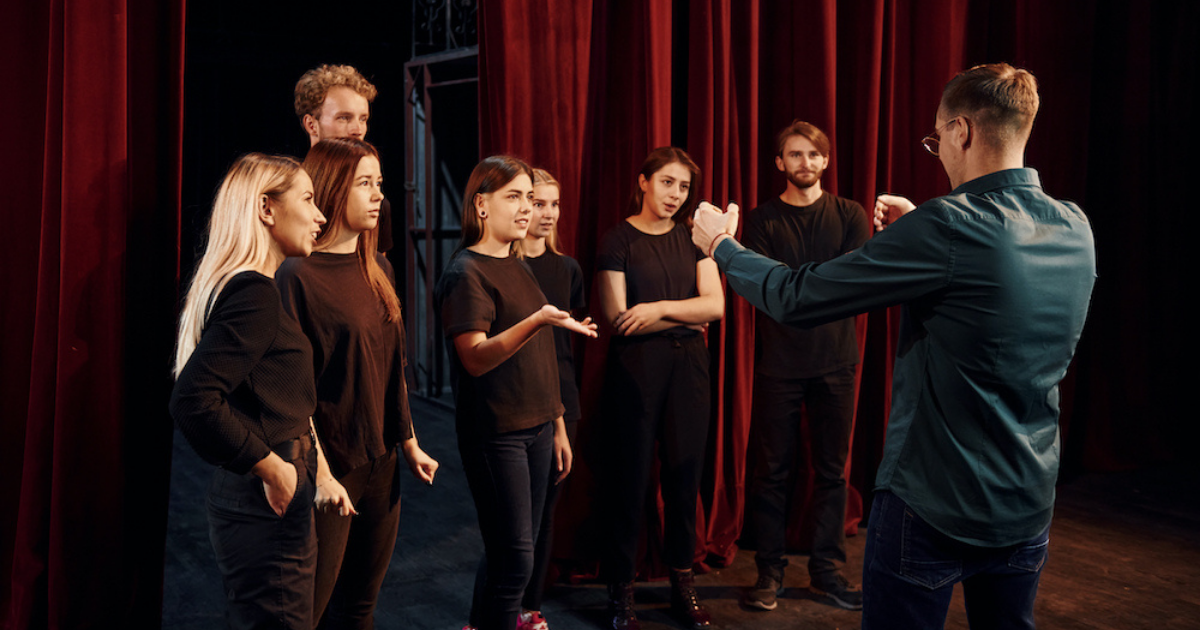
top-left (951, 168), bottom-right (1042, 196)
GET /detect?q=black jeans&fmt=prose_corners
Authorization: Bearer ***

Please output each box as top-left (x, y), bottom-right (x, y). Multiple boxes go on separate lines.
top-left (600, 334), bottom-right (711, 582)
top-left (460, 422), bottom-right (554, 630)
top-left (523, 419), bottom-right (577, 612)
top-left (314, 448), bottom-right (401, 629)
top-left (745, 366), bottom-right (856, 582)
top-left (207, 437), bottom-right (317, 630)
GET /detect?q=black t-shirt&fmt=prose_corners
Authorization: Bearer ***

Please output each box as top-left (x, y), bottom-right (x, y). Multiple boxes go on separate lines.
top-left (276, 251), bottom-right (413, 478)
top-left (170, 271), bottom-right (317, 475)
top-left (596, 220), bottom-right (704, 337)
top-left (742, 193), bottom-right (871, 377)
top-left (435, 249), bottom-right (564, 435)
top-left (524, 250), bottom-right (587, 422)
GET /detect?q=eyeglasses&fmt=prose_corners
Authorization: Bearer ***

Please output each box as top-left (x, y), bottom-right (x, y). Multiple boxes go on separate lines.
top-left (921, 117), bottom-right (961, 157)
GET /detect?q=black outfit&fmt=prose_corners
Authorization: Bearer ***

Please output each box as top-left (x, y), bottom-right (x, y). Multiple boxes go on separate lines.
top-left (377, 197), bottom-right (394, 253)
top-left (521, 249), bottom-right (586, 612)
top-left (596, 221), bottom-right (711, 581)
top-left (170, 271), bottom-right (318, 629)
top-left (435, 249), bottom-right (563, 630)
top-left (741, 193), bottom-right (870, 584)
top-left (276, 252), bottom-right (413, 628)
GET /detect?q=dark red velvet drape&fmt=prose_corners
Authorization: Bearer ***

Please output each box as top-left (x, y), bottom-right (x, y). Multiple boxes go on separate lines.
top-left (479, 0), bottom-right (1196, 579)
top-left (1, 1), bottom-right (185, 627)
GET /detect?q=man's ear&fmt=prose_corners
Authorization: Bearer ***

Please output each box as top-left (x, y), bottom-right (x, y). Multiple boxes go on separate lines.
top-left (774, 155), bottom-right (785, 172)
top-left (953, 117), bottom-right (973, 152)
top-left (258, 194), bottom-right (276, 226)
top-left (303, 113), bottom-right (318, 138)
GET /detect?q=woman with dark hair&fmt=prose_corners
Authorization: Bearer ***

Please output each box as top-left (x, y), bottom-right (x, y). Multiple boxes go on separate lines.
top-left (275, 137), bottom-right (439, 628)
top-left (170, 153), bottom-right (353, 629)
top-left (514, 168), bottom-right (587, 630)
top-left (595, 147), bottom-right (724, 630)
top-left (435, 155), bottom-right (596, 630)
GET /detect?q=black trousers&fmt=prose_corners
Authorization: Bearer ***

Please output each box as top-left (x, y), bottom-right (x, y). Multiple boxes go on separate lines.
top-left (207, 436), bottom-right (317, 630)
top-left (600, 334), bottom-right (711, 582)
top-left (461, 422), bottom-right (554, 630)
top-left (745, 367), bottom-right (856, 581)
top-left (523, 418), bottom-right (578, 611)
top-left (313, 447), bottom-right (401, 630)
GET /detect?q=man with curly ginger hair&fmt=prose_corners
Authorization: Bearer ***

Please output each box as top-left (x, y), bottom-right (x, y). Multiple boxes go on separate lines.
top-left (293, 64), bottom-right (392, 251)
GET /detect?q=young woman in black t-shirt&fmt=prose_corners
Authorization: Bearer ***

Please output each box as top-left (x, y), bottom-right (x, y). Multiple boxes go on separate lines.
top-left (595, 147), bottom-right (724, 630)
top-left (435, 156), bottom-right (596, 630)
top-left (275, 138), bottom-right (439, 627)
top-left (170, 153), bottom-right (353, 629)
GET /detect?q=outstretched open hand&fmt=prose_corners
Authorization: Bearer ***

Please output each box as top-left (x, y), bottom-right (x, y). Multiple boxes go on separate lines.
top-left (540, 304), bottom-right (599, 337)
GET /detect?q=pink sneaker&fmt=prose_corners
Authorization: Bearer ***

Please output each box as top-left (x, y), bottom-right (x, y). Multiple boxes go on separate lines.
top-left (517, 610), bottom-right (549, 630)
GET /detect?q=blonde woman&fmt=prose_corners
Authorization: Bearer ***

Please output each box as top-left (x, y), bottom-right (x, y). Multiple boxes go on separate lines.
top-left (514, 168), bottom-right (587, 630)
top-left (170, 153), bottom-right (353, 629)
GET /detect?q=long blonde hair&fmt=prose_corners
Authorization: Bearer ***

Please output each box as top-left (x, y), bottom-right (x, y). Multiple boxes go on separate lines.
top-left (531, 168), bottom-right (562, 255)
top-left (173, 153), bottom-right (303, 377)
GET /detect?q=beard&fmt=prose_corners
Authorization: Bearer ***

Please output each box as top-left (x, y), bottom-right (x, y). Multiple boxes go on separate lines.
top-left (786, 166), bottom-right (823, 190)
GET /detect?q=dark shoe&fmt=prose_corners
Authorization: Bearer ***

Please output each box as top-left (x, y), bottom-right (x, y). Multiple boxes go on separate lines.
top-left (810, 573), bottom-right (863, 611)
top-left (670, 569), bottom-right (712, 628)
top-left (742, 572), bottom-right (783, 611)
top-left (608, 582), bottom-right (641, 630)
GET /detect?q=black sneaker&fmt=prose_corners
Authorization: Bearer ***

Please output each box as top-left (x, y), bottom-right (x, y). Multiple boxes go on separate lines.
top-left (742, 574), bottom-right (783, 611)
top-left (811, 573), bottom-right (863, 611)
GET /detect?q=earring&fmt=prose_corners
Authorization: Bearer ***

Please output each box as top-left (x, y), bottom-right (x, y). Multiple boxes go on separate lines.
top-left (480, 211), bottom-right (488, 219)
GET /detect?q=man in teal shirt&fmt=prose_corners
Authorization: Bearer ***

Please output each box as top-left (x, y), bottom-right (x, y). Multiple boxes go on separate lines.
top-left (694, 63), bottom-right (1095, 628)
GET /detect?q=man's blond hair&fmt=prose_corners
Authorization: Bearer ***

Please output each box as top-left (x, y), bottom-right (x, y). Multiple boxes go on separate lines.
top-left (293, 64), bottom-right (378, 121)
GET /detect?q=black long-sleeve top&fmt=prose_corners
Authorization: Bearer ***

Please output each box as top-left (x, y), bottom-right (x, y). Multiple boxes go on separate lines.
top-left (170, 271), bottom-right (317, 475)
top-left (276, 252), bottom-right (413, 478)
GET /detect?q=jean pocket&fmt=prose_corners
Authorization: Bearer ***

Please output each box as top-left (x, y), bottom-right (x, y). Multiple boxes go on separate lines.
top-left (1008, 537), bottom-right (1049, 573)
top-left (899, 508), bottom-right (962, 590)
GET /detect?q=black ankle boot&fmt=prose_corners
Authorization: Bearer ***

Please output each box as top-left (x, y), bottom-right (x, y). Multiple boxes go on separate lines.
top-left (670, 569), bottom-right (712, 629)
top-left (608, 581), bottom-right (641, 630)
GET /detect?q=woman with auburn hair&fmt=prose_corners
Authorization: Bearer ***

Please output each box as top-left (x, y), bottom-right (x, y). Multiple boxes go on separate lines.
top-left (513, 167), bottom-right (587, 630)
top-left (170, 153), bottom-right (353, 629)
top-left (435, 155), bottom-right (596, 630)
top-left (275, 137), bottom-right (439, 628)
top-left (595, 146), bottom-right (724, 630)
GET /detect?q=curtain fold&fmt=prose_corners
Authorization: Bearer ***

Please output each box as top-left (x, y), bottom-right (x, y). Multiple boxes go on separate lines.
top-left (1, 0), bottom-right (185, 627)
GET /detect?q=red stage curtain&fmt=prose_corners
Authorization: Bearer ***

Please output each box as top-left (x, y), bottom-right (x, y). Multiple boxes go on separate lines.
top-left (482, 0), bottom-right (1193, 582)
top-left (0, 1), bottom-right (185, 627)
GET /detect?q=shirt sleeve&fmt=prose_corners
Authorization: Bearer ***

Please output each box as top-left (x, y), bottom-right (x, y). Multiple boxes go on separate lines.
top-left (741, 206), bottom-right (771, 256)
top-left (596, 227), bottom-right (628, 272)
top-left (714, 206), bottom-right (953, 328)
top-left (842, 199), bottom-right (872, 254)
top-left (388, 320), bottom-right (415, 442)
top-left (566, 255), bottom-right (587, 311)
top-left (439, 264), bottom-right (496, 337)
top-left (169, 274), bottom-right (277, 474)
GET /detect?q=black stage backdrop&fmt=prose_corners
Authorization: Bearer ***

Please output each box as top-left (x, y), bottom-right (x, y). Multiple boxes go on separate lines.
top-left (2, 1), bottom-right (1194, 627)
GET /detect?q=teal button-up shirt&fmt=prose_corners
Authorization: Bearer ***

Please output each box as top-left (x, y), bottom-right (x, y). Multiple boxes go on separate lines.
top-left (715, 168), bottom-right (1096, 546)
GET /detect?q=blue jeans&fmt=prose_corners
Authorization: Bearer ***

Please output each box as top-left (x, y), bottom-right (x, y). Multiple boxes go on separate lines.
top-left (460, 422), bottom-right (554, 630)
top-left (862, 491), bottom-right (1049, 630)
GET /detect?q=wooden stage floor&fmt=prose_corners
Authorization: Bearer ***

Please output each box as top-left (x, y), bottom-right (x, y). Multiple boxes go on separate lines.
top-left (163, 396), bottom-right (1200, 629)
